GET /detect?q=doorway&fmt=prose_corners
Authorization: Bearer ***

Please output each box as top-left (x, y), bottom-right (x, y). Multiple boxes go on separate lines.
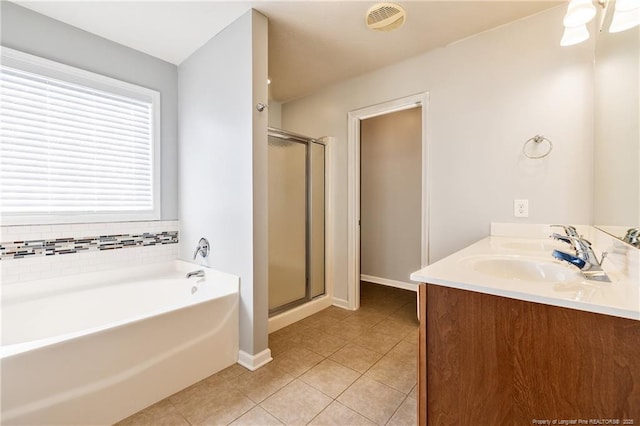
top-left (360, 106), bottom-right (422, 291)
top-left (346, 93), bottom-right (429, 310)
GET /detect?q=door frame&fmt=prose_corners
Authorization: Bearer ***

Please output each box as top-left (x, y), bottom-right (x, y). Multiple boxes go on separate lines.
top-left (346, 92), bottom-right (430, 310)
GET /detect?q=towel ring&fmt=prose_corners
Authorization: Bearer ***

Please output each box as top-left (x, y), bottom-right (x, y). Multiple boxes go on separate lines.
top-left (523, 135), bottom-right (553, 159)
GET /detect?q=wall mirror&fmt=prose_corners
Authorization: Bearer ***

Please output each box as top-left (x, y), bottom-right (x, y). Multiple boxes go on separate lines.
top-left (593, 4), bottom-right (640, 247)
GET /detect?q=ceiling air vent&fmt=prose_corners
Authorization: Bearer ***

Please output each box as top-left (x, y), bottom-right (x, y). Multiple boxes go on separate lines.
top-left (366, 3), bottom-right (406, 32)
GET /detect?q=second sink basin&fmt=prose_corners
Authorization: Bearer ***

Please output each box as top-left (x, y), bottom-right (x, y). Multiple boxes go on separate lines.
top-left (459, 255), bottom-right (582, 283)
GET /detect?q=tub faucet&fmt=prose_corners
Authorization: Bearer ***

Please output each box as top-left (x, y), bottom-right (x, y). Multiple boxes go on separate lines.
top-left (186, 269), bottom-right (205, 279)
top-left (193, 238), bottom-right (210, 260)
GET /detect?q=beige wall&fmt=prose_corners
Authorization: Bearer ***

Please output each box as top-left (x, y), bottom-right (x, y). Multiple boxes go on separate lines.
top-left (361, 108), bottom-right (422, 284)
top-left (282, 6), bottom-right (594, 304)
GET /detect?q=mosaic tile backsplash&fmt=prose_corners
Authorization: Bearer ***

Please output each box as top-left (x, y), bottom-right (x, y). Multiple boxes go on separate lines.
top-left (0, 220), bottom-right (179, 284)
top-left (0, 231), bottom-right (178, 260)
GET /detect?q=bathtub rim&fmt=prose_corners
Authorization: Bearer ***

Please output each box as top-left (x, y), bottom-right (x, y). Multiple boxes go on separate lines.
top-left (1, 260), bottom-right (239, 359)
top-left (2, 260), bottom-right (217, 302)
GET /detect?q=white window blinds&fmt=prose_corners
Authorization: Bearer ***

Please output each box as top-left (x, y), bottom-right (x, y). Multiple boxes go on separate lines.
top-left (0, 49), bottom-right (160, 224)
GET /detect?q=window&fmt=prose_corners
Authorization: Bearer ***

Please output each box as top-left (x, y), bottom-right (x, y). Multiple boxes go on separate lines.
top-left (0, 47), bottom-right (160, 225)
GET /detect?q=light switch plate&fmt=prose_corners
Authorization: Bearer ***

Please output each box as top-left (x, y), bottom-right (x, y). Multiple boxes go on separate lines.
top-left (514, 199), bottom-right (529, 218)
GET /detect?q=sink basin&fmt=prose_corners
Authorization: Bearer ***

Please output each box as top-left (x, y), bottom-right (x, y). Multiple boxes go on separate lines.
top-left (460, 255), bottom-right (581, 283)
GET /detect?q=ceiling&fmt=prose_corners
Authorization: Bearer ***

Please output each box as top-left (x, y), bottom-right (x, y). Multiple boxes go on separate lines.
top-left (13, 1), bottom-right (563, 102)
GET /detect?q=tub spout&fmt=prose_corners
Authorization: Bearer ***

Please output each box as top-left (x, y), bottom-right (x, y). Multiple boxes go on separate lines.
top-left (186, 270), bottom-right (205, 279)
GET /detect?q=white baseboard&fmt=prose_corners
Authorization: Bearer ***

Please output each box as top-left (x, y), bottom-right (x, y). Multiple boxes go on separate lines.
top-left (360, 274), bottom-right (418, 292)
top-left (238, 349), bottom-right (272, 371)
top-left (332, 296), bottom-right (352, 310)
top-left (268, 295), bottom-right (332, 333)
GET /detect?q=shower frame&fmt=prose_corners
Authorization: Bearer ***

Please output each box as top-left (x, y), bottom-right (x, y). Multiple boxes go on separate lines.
top-left (267, 127), bottom-right (326, 317)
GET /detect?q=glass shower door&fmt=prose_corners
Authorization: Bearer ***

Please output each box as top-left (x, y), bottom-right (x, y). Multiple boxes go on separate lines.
top-left (268, 136), bottom-right (307, 311)
top-left (268, 130), bottom-right (326, 315)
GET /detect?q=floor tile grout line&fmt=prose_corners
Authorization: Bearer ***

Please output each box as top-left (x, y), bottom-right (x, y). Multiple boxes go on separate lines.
top-left (222, 402), bottom-right (256, 426)
top-left (304, 401), bottom-right (327, 425)
top-left (257, 400), bottom-right (288, 426)
top-left (227, 371), bottom-right (294, 406)
top-left (166, 399), bottom-right (193, 426)
top-left (384, 393), bottom-right (413, 426)
top-left (299, 366), bottom-right (364, 401)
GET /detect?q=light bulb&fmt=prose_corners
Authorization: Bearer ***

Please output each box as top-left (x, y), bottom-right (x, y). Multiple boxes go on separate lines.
top-left (610, 6), bottom-right (640, 32)
top-left (563, 0), bottom-right (597, 27)
top-left (615, 0), bottom-right (640, 12)
top-left (561, 24), bottom-right (590, 46)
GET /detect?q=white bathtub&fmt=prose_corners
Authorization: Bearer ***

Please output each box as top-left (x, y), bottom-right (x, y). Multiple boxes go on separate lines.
top-left (1, 260), bottom-right (239, 425)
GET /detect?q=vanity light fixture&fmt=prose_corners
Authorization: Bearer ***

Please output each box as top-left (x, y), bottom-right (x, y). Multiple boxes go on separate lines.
top-left (561, 0), bottom-right (639, 45)
top-left (609, 0), bottom-right (640, 32)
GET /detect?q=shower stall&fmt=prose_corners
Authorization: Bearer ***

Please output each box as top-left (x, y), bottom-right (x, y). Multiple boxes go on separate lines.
top-left (268, 128), bottom-right (326, 316)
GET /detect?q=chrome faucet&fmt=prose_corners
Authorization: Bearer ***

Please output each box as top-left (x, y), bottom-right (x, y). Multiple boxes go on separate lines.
top-left (550, 228), bottom-right (610, 282)
top-left (623, 228), bottom-right (640, 248)
top-left (550, 233), bottom-right (589, 260)
top-left (186, 269), bottom-right (205, 279)
top-left (193, 237), bottom-right (210, 260)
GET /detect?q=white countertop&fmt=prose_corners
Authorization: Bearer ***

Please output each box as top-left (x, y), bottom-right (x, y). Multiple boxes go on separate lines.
top-left (410, 225), bottom-right (640, 321)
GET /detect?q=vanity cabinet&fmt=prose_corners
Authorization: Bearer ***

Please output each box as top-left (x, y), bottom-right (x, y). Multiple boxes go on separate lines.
top-left (417, 283), bottom-right (640, 425)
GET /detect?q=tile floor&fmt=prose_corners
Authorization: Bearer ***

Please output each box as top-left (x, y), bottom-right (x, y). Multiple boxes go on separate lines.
top-left (117, 282), bottom-right (418, 426)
